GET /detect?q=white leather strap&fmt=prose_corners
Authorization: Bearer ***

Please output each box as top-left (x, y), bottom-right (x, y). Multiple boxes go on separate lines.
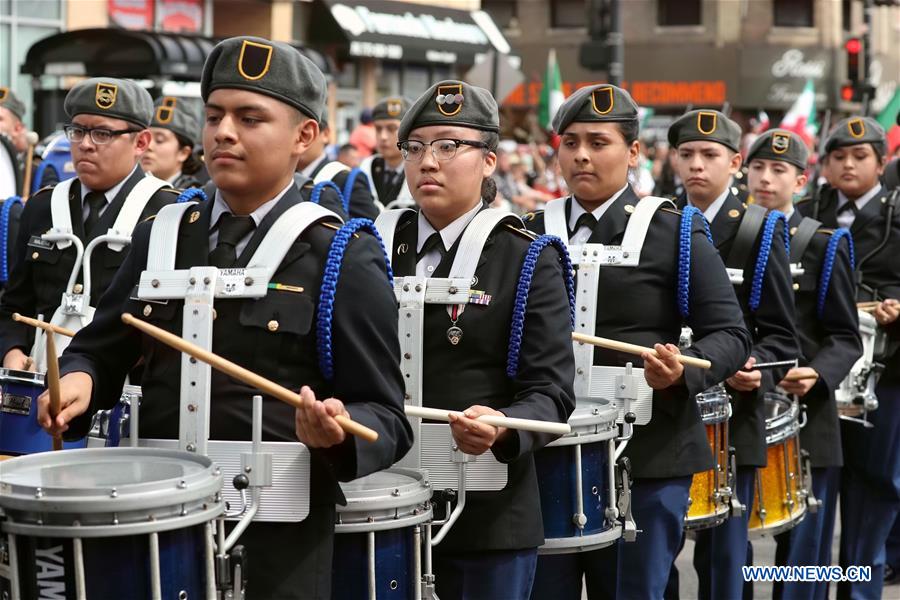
top-left (618, 196), bottom-right (675, 264)
top-left (106, 175), bottom-right (169, 251)
top-left (312, 161), bottom-right (350, 185)
top-left (246, 203), bottom-right (341, 279)
top-left (544, 196), bottom-right (569, 241)
top-left (147, 202), bottom-right (198, 272)
top-left (49, 178), bottom-right (77, 249)
top-left (374, 208), bottom-right (416, 260)
top-left (448, 209), bottom-right (521, 282)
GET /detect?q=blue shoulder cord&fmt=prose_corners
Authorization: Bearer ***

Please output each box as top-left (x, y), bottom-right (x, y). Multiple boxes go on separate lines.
top-left (677, 206), bottom-right (713, 319)
top-left (749, 210), bottom-right (790, 312)
top-left (341, 168), bottom-right (367, 215)
top-left (0, 196), bottom-right (23, 284)
top-left (507, 234), bottom-right (575, 378)
top-left (316, 218), bottom-right (393, 380)
top-left (310, 181), bottom-right (345, 212)
top-left (176, 188), bottom-right (207, 203)
top-left (817, 228), bottom-right (855, 318)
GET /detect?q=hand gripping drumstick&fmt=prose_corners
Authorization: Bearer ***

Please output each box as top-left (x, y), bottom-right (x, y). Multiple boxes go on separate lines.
top-left (44, 330), bottom-right (63, 451)
top-left (121, 313), bottom-right (379, 442)
top-left (12, 313), bottom-right (76, 337)
top-left (404, 405), bottom-right (571, 436)
top-left (571, 332), bottom-right (712, 370)
top-left (782, 372), bottom-right (819, 382)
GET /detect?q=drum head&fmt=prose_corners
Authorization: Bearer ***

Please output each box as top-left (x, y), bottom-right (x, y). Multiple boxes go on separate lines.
top-left (696, 384), bottom-right (730, 424)
top-left (336, 468), bottom-right (432, 531)
top-left (0, 368), bottom-right (45, 386)
top-left (763, 392), bottom-right (799, 444)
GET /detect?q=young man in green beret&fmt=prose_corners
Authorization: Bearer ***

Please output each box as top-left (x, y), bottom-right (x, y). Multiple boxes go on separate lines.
top-left (0, 77), bottom-right (179, 371)
top-left (668, 110), bottom-right (798, 599)
top-left (799, 116), bottom-right (900, 598)
top-left (41, 36), bottom-right (411, 599)
top-left (361, 96), bottom-right (415, 209)
top-left (747, 128), bottom-right (861, 599)
top-left (142, 95), bottom-right (204, 189)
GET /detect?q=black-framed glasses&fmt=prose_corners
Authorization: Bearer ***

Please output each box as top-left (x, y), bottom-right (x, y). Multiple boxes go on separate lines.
top-left (64, 124), bottom-right (141, 145)
top-left (397, 138), bottom-right (489, 162)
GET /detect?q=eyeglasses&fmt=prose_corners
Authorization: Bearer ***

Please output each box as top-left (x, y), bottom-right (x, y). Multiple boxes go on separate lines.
top-left (64, 124), bottom-right (141, 145)
top-left (397, 138), bottom-right (489, 162)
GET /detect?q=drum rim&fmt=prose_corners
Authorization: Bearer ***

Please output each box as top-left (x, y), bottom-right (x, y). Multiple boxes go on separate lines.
top-left (549, 399), bottom-right (618, 445)
top-left (748, 505), bottom-right (808, 539)
top-left (0, 368), bottom-right (46, 386)
top-left (763, 394), bottom-right (800, 444)
top-left (0, 447), bottom-right (222, 514)
top-left (337, 467), bottom-right (433, 516)
top-left (538, 522), bottom-right (622, 554)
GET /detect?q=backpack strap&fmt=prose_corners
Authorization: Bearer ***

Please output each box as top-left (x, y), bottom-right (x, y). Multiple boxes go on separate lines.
top-left (146, 202), bottom-right (199, 272)
top-left (789, 216), bottom-right (821, 263)
top-left (105, 175), bottom-right (169, 251)
top-left (543, 197), bottom-right (569, 240)
top-left (725, 203), bottom-right (767, 271)
top-left (49, 177), bottom-right (78, 249)
top-left (374, 208), bottom-right (416, 259)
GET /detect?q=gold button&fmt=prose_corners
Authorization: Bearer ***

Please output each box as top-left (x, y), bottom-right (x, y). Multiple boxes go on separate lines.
top-left (789, 227), bottom-right (798, 236)
top-left (212, 308), bottom-right (217, 320)
top-left (31, 251), bottom-right (39, 259)
top-left (728, 209), bottom-right (741, 218)
top-left (143, 305), bottom-right (152, 317)
top-left (73, 283), bottom-right (83, 294)
top-left (624, 204), bottom-right (635, 214)
top-left (189, 211), bottom-right (200, 224)
top-left (793, 283), bottom-right (800, 291)
top-left (267, 320), bottom-right (279, 332)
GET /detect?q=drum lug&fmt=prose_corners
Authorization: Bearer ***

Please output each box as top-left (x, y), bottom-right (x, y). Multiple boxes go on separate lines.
top-left (727, 447), bottom-right (744, 517)
top-left (216, 544), bottom-right (247, 599)
top-left (615, 457), bottom-right (637, 542)
top-left (799, 449), bottom-right (821, 514)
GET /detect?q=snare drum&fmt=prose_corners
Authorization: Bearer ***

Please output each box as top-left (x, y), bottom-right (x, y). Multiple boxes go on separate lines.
top-left (0, 447), bottom-right (224, 599)
top-left (836, 310), bottom-right (883, 419)
top-left (535, 399), bottom-right (621, 553)
top-left (685, 385), bottom-right (733, 530)
top-left (0, 368), bottom-right (87, 454)
top-left (748, 393), bottom-right (808, 537)
top-left (332, 468), bottom-right (433, 599)
top-left (88, 385), bottom-right (142, 447)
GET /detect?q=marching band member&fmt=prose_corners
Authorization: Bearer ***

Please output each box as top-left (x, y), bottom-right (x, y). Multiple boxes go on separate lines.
top-left (747, 128), bottom-right (862, 599)
top-left (361, 96), bottom-right (415, 209)
top-left (524, 85), bottom-right (751, 599)
top-left (0, 77), bottom-right (178, 371)
top-left (670, 110), bottom-right (799, 599)
top-left (383, 79), bottom-right (575, 599)
top-left (141, 96), bottom-right (205, 189)
top-left (295, 117), bottom-right (380, 219)
top-left (797, 116), bottom-right (900, 599)
top-left (38, 36), bottom-right (412, 599)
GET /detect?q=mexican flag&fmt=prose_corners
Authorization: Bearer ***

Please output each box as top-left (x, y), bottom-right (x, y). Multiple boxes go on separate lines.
top-left (538, 48), bottom-right (565, 131)
top-left (780, 80), bottom-right (818, 145)
top-left (877, 88), bottom-right (900, 155)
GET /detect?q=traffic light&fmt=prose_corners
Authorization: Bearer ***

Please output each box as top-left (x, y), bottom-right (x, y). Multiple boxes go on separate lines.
top-left (845, 37), bottom-right (862, 84)
top-left (841, 84), bottom-right (856, 103)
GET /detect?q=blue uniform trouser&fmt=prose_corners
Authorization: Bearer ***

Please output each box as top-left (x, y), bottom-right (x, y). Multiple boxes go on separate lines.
top-left (886, 514), bottom-right (900, 572)
top-left (772, 466), bottom-right (840, 600)
top-left (531, 477), bottom-right (692, 600)
top-left (693, 466), bottom-right (756, 600)
top-left (838, 382), bottom-right (900, 600)
top-left (434, 548), bottom-right (538, 600)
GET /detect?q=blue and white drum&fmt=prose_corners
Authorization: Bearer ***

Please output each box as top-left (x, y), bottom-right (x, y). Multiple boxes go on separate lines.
top-left (0, 447), bottom-right (223, 599)
top-left (0, 368), bottom-right (87, 455)
top-left (87, 385), bottom-right (142, 447)
top-left (535, 399), bottom-right (620, 553)
top-left (332, 468), bottom-right (433, 599)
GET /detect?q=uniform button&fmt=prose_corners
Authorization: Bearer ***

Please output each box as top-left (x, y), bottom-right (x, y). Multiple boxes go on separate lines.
top-left (73, 283), bottom-right (83, 294)
top-left (789, 227), bottom-right (798, 236)
top-left (267, 320), bottom-right (279, 332)
top-left (793, 283), bottom-right (800, 291)
top-left (427, 265), bottom-right (434, 272)
top-left (624, 204), bottom-right (635, 214)
top-left (31, 251), bottom-right (39, 260)
top-left (143, 305), bottom-right (152, 317)
top-left (728, 209), bottom-right (741, 218)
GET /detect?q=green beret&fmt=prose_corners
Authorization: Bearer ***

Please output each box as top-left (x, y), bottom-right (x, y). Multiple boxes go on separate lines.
top-left (372, 96), bottom-right (412, 122)
top-left (825, 116), bottom-right (886, 155)
top-left (64, 77), bottom-right (153, 128)
top-left (552, 84), bottom-right (638, 134)
top-left (201, 36), bottom-right (326, 122)
top-left (746, 129), bottom-right (808, 170)
top-left (151, 96), bottom-right (200, 145)
top-left (399, 80), bottom-right (499, 141)
top-left (668, 110), bottom-right (742, 153)
top-left (0, 87), bottom-right (26, 120)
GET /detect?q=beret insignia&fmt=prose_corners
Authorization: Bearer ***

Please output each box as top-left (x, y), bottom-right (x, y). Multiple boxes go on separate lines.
top-left (238, 40), bottom-right (273, 81)
top-left (591, 86), bottom-right (615, 116)
top-left (771, 132), bottom-right (790, 154)
top-left (697, 111), bottom-right (717, 135)
top-left (847, 117), bottom-right (866, 139)
top-left (95, 83), bottom-right (118, 110)
top-left (435, 83), bottom-right (464, 117)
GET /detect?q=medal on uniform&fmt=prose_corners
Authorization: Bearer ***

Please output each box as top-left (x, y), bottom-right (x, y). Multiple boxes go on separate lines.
top-left (447, 304), bottom-right (463, 345)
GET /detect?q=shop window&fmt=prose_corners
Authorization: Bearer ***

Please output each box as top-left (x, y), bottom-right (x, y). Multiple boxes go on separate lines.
top-left (657, 0), bottom-right (701, 26)
top-left (551, 0), bottom-right (584, 28)
top-left (482, 0), bottom-right (517, 30)
top-left (774, 0), bottom-right (814, 27)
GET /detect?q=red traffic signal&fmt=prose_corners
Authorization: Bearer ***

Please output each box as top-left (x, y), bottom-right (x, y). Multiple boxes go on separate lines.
top-left (841, 84), bottom-right (856, 102)
top-left (845, 38), bottom-right (861, 54)
top-left (846, 37), bottom-right (862, 83)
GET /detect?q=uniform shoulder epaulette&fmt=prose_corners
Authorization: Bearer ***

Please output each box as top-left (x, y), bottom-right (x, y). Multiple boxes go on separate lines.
top-left (160, 187), bottom-right (180, 195)
top-left (320, 220), bottom-right (359, 238)
top-left (660, 206), bottom-right (683, 216)
top-left (794, 197), bottom-right (812, 206)
top-left (32, 184), bottom-right (54, 196)
top-left (521, 210), bottom-right (544, 223)
top-left (815, 227), bottom-right (835, 235)
top-left (504, 223), bottom-right (537, 241)
top-left (140, 215), bottom-right (157, 224)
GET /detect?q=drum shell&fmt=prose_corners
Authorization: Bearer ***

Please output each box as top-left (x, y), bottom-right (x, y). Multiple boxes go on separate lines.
top-left (332, 527), bottom-right (418, 599)
top-left (0, 369), bottom-right (87, 454)
top-left (685, 386), bottom-right (731, 530)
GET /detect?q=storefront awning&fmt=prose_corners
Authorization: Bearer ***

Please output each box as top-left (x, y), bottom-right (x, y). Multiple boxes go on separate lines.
top-left (21, 28), bottom-right (331, 81)
top-left (311, 0), bottom-right (510, 65)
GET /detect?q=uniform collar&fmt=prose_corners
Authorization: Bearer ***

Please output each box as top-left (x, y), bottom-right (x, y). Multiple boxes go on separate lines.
top-left (568, 183), bottom-right (628, 233)
top-left (301, 153), bottom-right (328, 179)
top-left (688, 186), bottom-right (731, 223)
top-left (416, 201), bottom-right (482, 254)
top-left (210, 180), bottom-right (294, 231)
top-left (837, 183), bottom-right (882, 213)
top-left (80, 164), bottom-right (139, 205)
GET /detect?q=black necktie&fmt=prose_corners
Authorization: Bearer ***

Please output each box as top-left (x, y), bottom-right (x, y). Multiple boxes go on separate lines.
top-left (837, 201), bottom-right (858, 216)
top-left (572, 212), bottom-right (597, 237)
top-left (83, 191), bottom-right (107, 233)
top-left (417, 232), bottom-right (445, 261)
top-left (209, 214), bottom-right (256, 268)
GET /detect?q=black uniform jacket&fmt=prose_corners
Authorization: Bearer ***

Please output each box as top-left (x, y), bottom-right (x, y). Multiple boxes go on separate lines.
top-left (677, 191), bottom-right (799, 467)
top-left (388, 203), bottom-right (575, 553)
top-left (799, 186), bottom-right (900, 384)
top-left (0, 168), bottom-right (178, 358)
top-left (309, 158), bottom-right (380, 220)
top-left (371, 156), bottom-right (407, 206)
top-left (59, 182), bottom-right (413, 501)
top-left (527, 187), bottom-right (751, 479)
top-left (788, 210), bottom-right (862, 467)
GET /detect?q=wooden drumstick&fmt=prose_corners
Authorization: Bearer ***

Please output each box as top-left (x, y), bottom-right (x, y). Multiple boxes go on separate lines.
top-left (571, 332), bottom-right (712, 370)
top-left (21, 131), bottom-right (39, 200)
top-left (404, 405), bottom-right (571, 436)
top-left (857, 301), bottom-right (880, 309)
top-left (782, 372), bottom-right (819, 382)
top-left (121, 313), bottom-right (379, 442)
top-left (12, 313), bottom-right (76, 337)
top-left (45, 329), bottom-right (63, 451)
